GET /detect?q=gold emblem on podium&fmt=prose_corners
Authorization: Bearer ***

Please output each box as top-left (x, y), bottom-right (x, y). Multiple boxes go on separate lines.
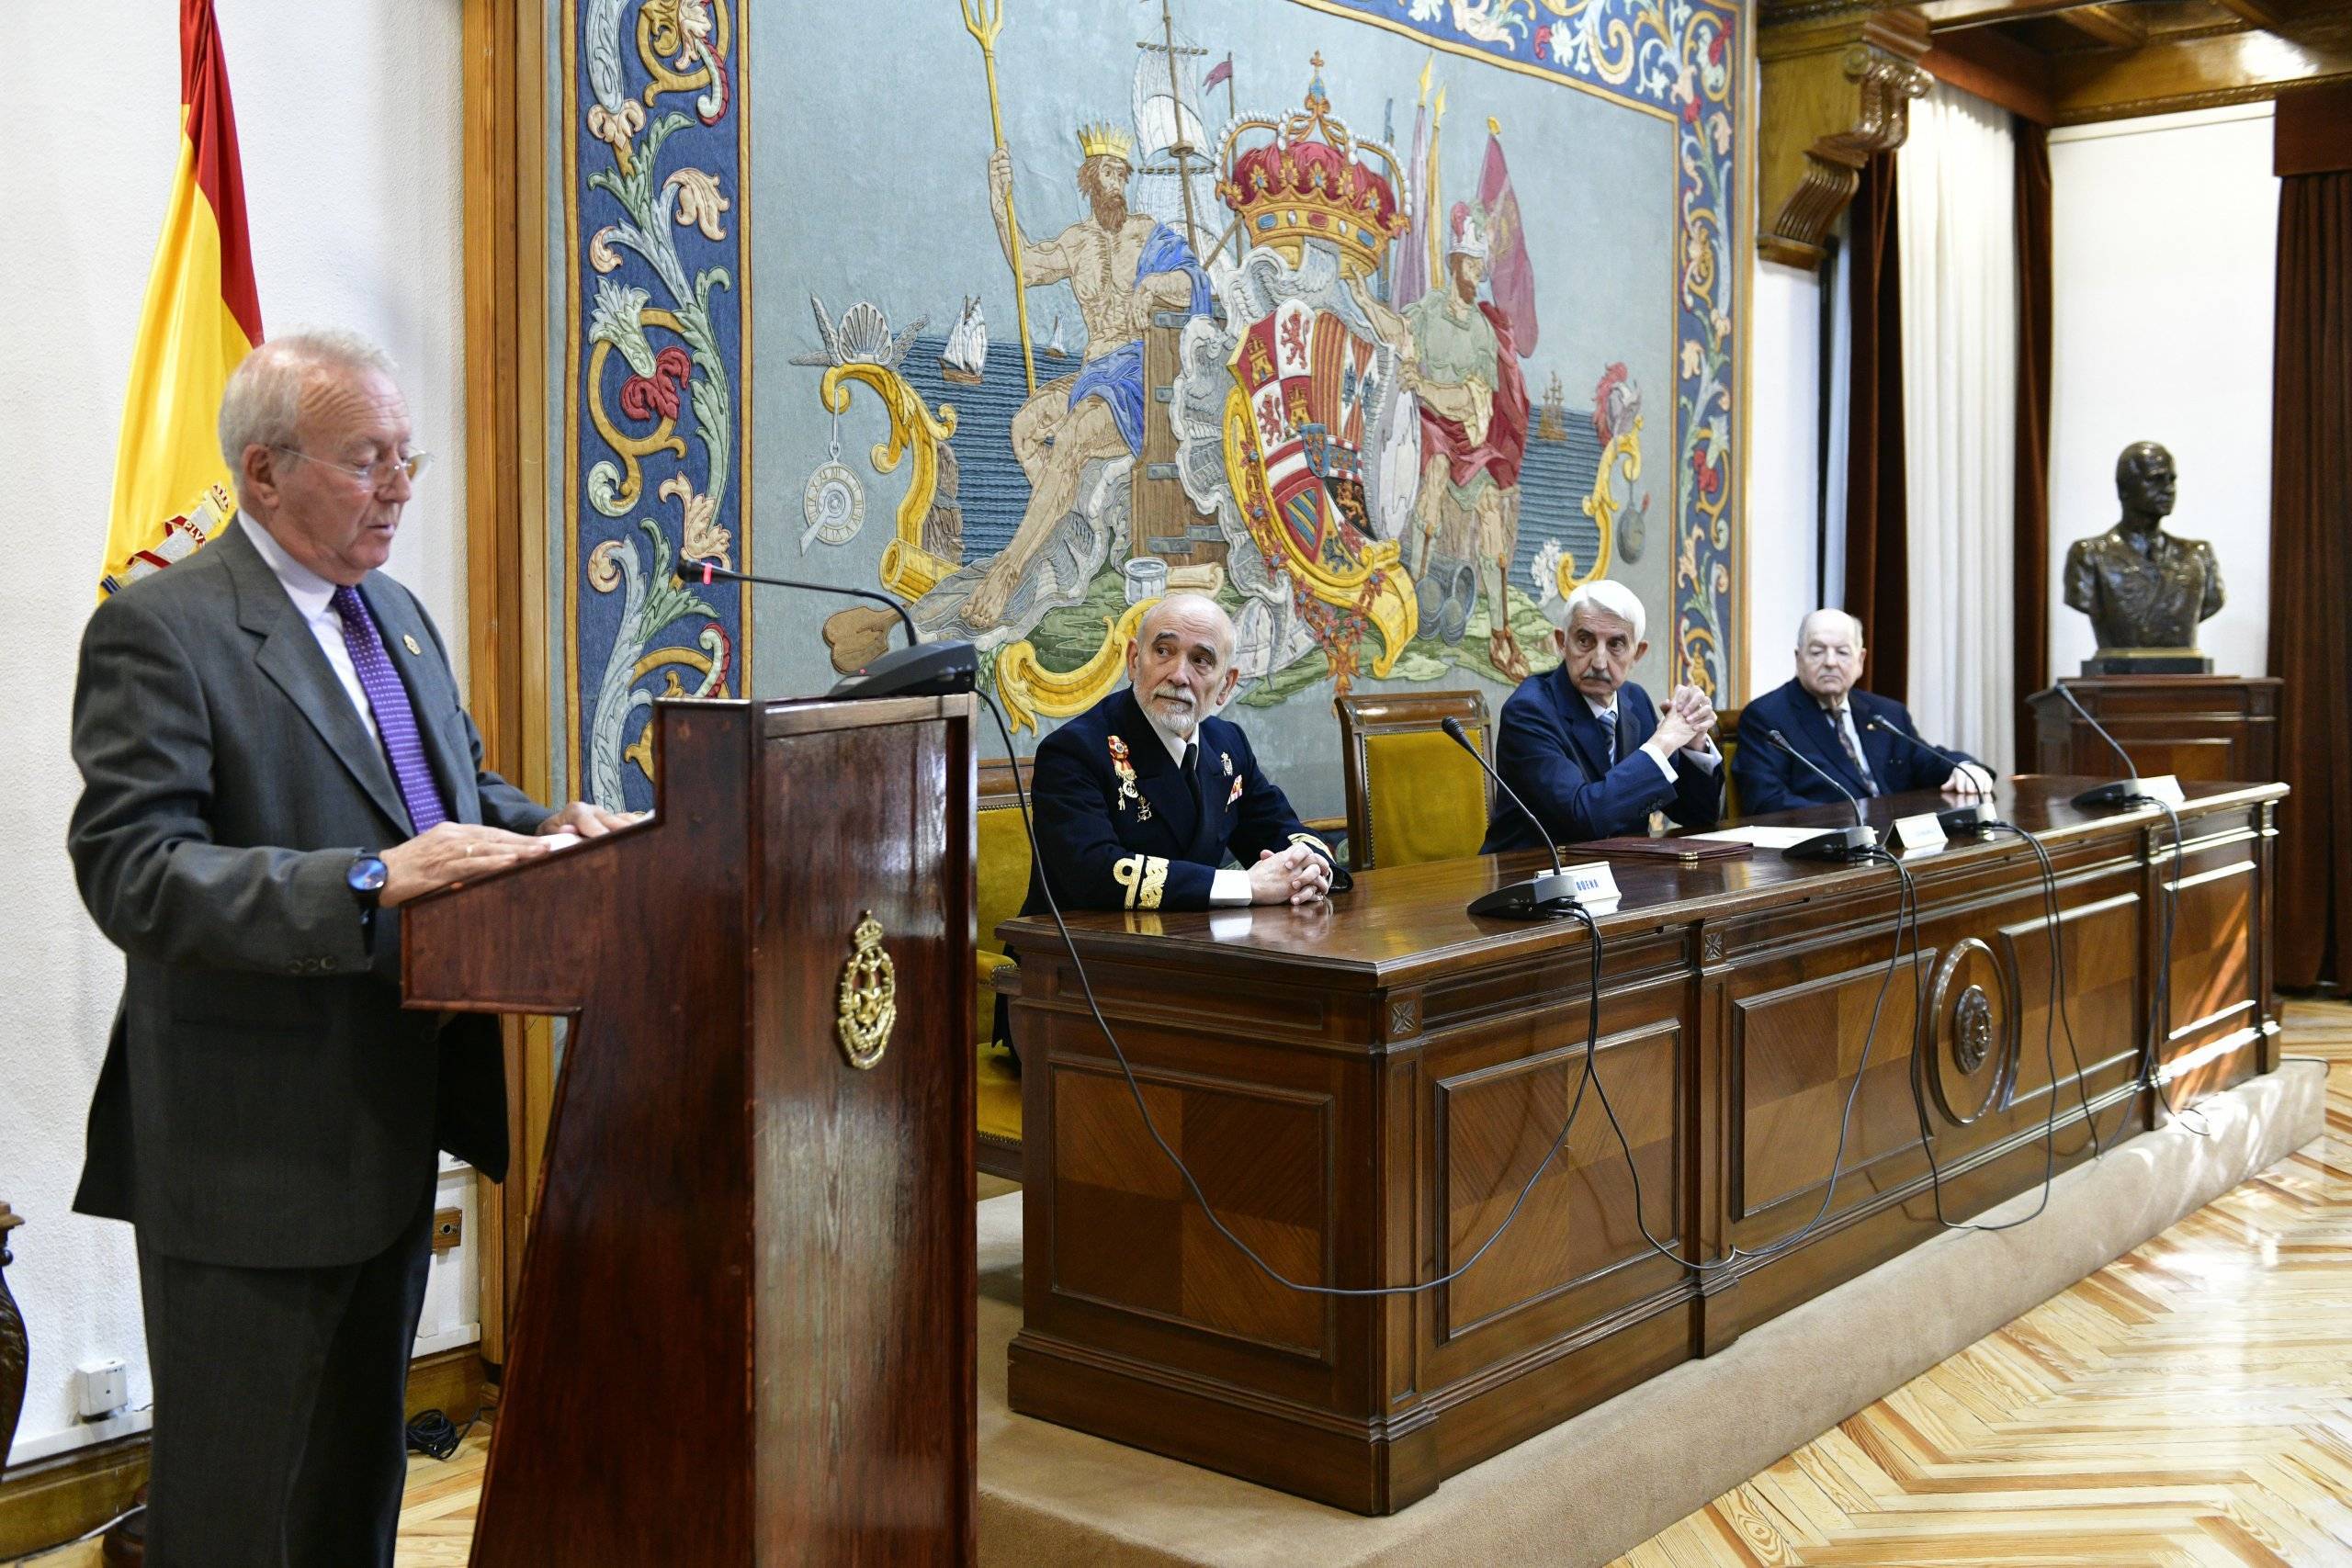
top-left (835, 911), bottom-right (898, 1069)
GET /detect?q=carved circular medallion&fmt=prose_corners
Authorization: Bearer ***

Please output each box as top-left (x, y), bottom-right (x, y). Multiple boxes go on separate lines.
top-left (1924, 937), bottom-right (2018, 1127)
top-left (1953, 985), bottom-right (1993, 1075)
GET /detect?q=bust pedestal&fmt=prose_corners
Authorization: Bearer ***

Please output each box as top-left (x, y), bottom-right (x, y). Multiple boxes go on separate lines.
top-left (2030, 675), bottom-right (2280, 784)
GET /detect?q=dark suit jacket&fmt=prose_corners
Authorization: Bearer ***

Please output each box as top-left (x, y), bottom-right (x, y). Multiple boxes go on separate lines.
top-left (1481, 668), bottom-right (1723, 851)
top-left (1732, 678), bottom-right (1980, 815)
top-left (68, 520), bottom-right (549, 1269)
top-left (1022, 688), bottom-right (1348, 914)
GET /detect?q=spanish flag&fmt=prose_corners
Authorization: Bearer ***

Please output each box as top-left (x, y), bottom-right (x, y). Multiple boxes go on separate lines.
top-left (98, 0), bottom-right (263, 597)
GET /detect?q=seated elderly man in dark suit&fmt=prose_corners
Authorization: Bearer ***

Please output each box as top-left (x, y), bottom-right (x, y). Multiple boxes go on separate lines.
top-left (1481, 579), bottom-right (1724, 851)
top-left (1734, 608), bottom-right (1993, 814)
top-left (1023, 592), bottom-right (1348, 916)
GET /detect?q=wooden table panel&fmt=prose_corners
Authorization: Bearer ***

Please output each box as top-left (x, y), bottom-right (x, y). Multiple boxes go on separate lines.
top-left (1001, 777), bottom-right (2286, 1515)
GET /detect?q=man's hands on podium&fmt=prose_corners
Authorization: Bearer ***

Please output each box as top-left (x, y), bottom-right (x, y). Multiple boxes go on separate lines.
top-left (1250, 840), bottom-right (1333, 906)
top-left (1648, 683), bottom-right (1719, 760)
top-left (1941, 762), bottom-right (1996, 797)
top-left (379, 803), bottom-right (639, 907)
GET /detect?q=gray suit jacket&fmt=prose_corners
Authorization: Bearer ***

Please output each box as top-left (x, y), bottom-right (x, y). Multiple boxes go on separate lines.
top-left (69, 520), bottom-right (549, 1269)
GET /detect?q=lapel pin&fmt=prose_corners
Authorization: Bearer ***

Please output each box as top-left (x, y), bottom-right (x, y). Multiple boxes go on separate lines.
top-left (401, 634), bottom-right (423, 656)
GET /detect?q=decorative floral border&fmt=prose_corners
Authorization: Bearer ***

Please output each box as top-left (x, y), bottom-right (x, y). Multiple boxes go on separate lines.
top-left (1298, 0), bottom-right (1741, 697)
top-left (563, 0), bottom-right (751, 808)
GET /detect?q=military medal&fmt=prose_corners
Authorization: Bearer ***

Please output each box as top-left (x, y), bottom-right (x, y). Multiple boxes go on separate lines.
top-left (1107, 735), bottom-right (1149, 820)
top-left (1227, 774), bottom-right (1245, 806)
top-left (1220, 751), bottom-right (1232, 776)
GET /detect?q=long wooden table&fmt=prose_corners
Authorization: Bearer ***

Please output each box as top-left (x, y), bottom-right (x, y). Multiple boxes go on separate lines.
top-left (998, 778), bottom-right (2284, 1514)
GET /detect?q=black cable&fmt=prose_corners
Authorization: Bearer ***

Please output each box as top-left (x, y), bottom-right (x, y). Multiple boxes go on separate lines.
top-left (403, 1406), bottom-right (479, 1461)
top-left (2088, 796), bottom-right (2206, 1149)
top-left (1988, 821), bottom-right (2106, 1157)
top-left (1572, 849), bottom-right (1912, 1272)
top-left (978, 692), bottom-right (1603, 1299)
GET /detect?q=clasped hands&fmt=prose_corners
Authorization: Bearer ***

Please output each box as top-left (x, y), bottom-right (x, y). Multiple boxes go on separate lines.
top-left (379, 802), bottom-right (640, 908)
top-left (1248, 840), bottom-right (1333, 907)
top-left (1648, 684), bottom-right (1718, 757)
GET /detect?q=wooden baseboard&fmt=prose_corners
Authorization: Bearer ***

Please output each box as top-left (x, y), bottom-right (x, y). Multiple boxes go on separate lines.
top-left (0, 1431), bottom-right (146, 1560)
top-left (0, 1348), bottom-right (491, 1558)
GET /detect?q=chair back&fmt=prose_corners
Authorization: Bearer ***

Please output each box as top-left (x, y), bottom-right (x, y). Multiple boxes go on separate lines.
top-left (1334, 690), bottom-right (1494, 872)
top-left (974, 757), bottom-right (1032, 1179)
top-left (1717, 703), bottom-right (1743, 822)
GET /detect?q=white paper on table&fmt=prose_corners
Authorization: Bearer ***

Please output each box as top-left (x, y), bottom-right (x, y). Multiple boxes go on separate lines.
top-left (1701, 824), bottom-right (1835, 850)
top-left (539, 831), bottom-right (584, 851)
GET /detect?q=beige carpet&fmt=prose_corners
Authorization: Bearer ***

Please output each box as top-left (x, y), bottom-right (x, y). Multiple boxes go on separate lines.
top-left (976, 1062), bottom-right (2325, 1568)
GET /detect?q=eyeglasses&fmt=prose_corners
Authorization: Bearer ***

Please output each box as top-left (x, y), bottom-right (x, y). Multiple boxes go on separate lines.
top-left (272, 446), bottom-right (431, 489)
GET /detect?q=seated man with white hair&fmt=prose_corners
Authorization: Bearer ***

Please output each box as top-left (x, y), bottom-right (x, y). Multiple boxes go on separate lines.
top-left (1023, 592), bottom-right (1348, 917)
top-left (1481, 579), bottom-right (1724, 851)
top-left (1733, 608), bottom-right (1993, 815)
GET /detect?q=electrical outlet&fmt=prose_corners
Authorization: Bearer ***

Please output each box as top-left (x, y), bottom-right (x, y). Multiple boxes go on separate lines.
top-left (76, 1359), bottom-right (129, 1420)
top-left (432, 1207), bottom-right (463, 1255)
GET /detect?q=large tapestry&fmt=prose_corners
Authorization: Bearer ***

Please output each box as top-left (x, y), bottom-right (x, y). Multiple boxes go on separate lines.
top-left (561, 0), bottom-right (1741, 816)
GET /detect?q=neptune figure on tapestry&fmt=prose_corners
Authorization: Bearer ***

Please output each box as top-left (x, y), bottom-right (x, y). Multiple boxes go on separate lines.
top-left (798, 27), bottom-right (1677, 739)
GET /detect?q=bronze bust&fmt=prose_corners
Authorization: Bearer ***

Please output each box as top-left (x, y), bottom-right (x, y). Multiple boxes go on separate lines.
top-left (2062, 441), bottom-right (2224, 673)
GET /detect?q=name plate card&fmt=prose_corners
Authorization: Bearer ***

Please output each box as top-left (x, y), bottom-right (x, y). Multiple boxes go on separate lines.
top-left (1565, 860), bottom-right (1623, 914)
top-left (2134, 773), bottom-right (2187, 806)
top-left (1891, 813), bottom-right (1950, 858)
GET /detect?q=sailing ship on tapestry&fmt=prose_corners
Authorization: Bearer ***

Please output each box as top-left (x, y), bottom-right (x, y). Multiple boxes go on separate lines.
top-left (781, 0), bottom-right (1736, 734)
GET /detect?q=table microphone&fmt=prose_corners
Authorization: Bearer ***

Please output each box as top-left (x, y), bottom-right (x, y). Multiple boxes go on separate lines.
top-left (1441, 716), bottom-right (1604, 919)
top-left (674, 558), bottom-right (977, 698)
top-left (2044, 682), bottom-right (2147, 808)
top-left (1762, 730), bottom-right (1881, 862)
top-left (1863, 717), bottom-right (1998, 836)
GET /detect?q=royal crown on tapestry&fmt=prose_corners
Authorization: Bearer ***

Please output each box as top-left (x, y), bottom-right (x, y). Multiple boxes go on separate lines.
top-left (1217, 56), bottom-right (1409, 282)
top-left (1076, 122), bottom-right (1136, 164)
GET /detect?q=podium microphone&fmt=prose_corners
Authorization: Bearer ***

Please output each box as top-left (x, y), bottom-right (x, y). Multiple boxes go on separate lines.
top-left (1763, 730), bottom-right (1881, 862)
top-left (675, 558), bottom-right (977, 698)
top-left (1864, 717), bottom-right (1999, 836)
top-left (2043, 683), bottom-right (2147, 808)
top-left (1441, 716), bottom-right (1611, 919)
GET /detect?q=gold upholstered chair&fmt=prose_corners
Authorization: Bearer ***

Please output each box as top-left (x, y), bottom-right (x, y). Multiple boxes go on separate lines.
top-left (1334, 691), bottom-right (1494, 871)
top-left (974, 756), bottom-right (1030, 1180)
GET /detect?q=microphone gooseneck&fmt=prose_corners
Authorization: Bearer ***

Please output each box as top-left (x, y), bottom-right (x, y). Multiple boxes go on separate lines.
top-left (2046, 682), bottom-right (2148, 808)
top-left (1441, 716), bottom-right (1597, 919)
top-left (676, 558), bottom-right (919, 647)
top-left (1443, 716), bottom-right (1565, 878)
top-left (1763, 728), bottom-right (1881, 862)
top-left (1866, 716), bottom-right (1999, 831)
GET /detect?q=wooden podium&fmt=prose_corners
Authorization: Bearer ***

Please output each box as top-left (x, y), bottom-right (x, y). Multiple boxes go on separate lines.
top-left (403, 694), bottom-right (978, 1565)
top-left (2030, 675), bottom-right (2280, 784)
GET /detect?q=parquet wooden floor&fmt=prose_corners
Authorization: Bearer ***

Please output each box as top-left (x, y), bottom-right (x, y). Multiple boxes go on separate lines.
top-left (375, 1003), bottom-right (2352, 1566)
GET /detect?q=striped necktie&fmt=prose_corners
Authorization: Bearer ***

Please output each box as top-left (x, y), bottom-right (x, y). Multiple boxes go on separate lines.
top-left (1832, 705), bottom-right (1879, 797)
top-left (329, 585), bottom-right (448, 833)
top-left (1599, 706), bottom-right (1618, 766)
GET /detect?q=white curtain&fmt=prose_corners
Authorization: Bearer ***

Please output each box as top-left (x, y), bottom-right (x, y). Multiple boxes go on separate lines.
top-left (1897, 81), bottom-right (2018, 771)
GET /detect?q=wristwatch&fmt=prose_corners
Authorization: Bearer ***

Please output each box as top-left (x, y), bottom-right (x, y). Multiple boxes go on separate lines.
top-left (347, 854), bottom-right (390, 955)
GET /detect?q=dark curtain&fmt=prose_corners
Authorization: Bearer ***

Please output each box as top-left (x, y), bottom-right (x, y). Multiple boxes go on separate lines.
top-left (1844, 152), bottom-right (1907, 701)
top-left (2012, 119), bottom-right (2052, 753)
top-left (2269, 85), bottom-right (2352, 989)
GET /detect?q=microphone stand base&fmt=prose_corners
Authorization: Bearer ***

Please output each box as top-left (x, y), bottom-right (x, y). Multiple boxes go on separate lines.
top-left (828, 640), bottom-right (978, 699)
top-left (1781, 825), bottom-right (1882, 863)
top-left (1938, 800), bottom-right (1999, 837)
top-left (1466, 871), bottom-right (1620, 920)
top-left (2070, 778), bottom-right (2144, 809)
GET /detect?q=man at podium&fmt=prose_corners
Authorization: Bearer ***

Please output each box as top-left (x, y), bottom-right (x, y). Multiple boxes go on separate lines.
top-left (1481, 579), bottom-right (1724, 847)
top-left (67, 331), bottom-right (628, 1567)
top-left (1023, 593), bottom-right (1348, 914)
top-left (1733, 608), bottom-right (1992, 813)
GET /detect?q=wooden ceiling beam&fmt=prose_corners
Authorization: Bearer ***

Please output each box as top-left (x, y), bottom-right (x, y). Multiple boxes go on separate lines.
top-left (2052, 3), bottom-right (2151, 47)
top-left (2047, 11), bottom-right (2352, 120)
top-left (2209, 0), bottom-right (2290, 28)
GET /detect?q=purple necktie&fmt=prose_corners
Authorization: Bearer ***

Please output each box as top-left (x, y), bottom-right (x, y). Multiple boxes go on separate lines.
top-left (330, 585), bottom-right (448, 833)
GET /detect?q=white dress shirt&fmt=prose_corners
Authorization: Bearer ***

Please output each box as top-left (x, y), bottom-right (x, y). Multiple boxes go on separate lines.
top-left (243, 513), bottom-right (380, 744)
top-left (1143, 714), bottom-right (1254, 907)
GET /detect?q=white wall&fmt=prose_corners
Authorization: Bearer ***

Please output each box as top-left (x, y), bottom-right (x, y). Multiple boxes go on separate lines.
top-left (0, 0), bottom-right (468, 1460)
top-left (2048, 104), bottom-right (2277, 681)
top-left (1746, 260), bottom-right (1827, 701)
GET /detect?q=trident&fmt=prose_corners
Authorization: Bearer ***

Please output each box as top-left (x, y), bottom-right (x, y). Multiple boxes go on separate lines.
top-left (960, 0), bottom-right (1039, 396)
